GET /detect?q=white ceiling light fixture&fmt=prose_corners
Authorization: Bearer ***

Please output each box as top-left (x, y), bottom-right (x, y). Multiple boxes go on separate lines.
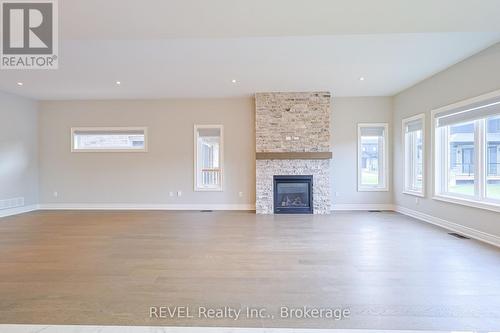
top-left (17, 82), bottom-right (23, 86)
top-left (116, 81), bottom-right (121, 85)
top-left (359, 77), bottom-right (365, 81)
top-left (231, 79), bottom-right (237, 83)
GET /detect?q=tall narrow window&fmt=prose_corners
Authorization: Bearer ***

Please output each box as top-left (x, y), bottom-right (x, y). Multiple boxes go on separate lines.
top-left (433, 89), bottom-right (500, 211)
top-left (486, 115), bottom-right (500, 200)
top-left (194, 125), bottom-right (223, 191)
top-left (403, 114), bottom-right (425, 196)
top-left (357, 123), bottom-right (389, 191)
top-left (446, 121), bottom-right (476, 197)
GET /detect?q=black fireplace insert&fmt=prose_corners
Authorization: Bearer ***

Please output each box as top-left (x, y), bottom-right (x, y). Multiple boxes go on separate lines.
top-left (273, 175), bottom-right (313, 214)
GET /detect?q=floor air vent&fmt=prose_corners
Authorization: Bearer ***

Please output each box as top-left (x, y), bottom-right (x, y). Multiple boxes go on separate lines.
top-left (368, 210), bottom-right (382, 213)
top-left (448, 233), bottom-right (470, 239)
top-left (200, 210), bottom-right (213, 213)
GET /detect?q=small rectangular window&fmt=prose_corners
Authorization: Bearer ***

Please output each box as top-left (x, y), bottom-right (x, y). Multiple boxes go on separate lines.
top-left (71, 127), bottom-right (147, 152)
top-left (194, 125), bottom-right (223, 191)
top-left (357, 123), bottom-right (389, 191)
top-left (403, 114), bottom-right (425, 196)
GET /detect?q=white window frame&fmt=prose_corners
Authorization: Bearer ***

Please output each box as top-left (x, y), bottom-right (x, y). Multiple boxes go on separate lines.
top-left (402, 114), bottom-right (426, 197)
top-left (194, 124), bottom-right (224, 192)
top-left (71, 127), bottom-right (148, 153)
top-left (431, 89), bottom-right (500, 213)
top-left (357, 123), bottom-right (389, 192)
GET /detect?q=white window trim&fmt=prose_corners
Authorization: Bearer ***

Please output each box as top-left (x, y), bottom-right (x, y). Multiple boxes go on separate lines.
top-left (357, 123), bottom-right (390, 192)
top-left (70, 127), bottom-right (148, 153)
top-left (431, 88), bottom-right (500, 213)
top-left (194, 124), bottom-right (224, 192)
top-left (402, 113), bottom-right (426, 197)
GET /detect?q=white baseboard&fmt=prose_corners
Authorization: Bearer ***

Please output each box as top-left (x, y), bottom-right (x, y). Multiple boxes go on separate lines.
top-left (395, 205), bottom-right (500, 248)
top-left (332, 203), bottom-right (395, 211)
top-left (38, 203), bottom-right (256, 211)
top-left (0, 204), bottom-right (39, 219)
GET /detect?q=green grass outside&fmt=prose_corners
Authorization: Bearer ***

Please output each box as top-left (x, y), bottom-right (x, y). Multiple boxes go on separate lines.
top-left (362, 170), bottom-right (500, 200)
top-left (361, 171), bottom-right (379, 185)
top-left (449, 183), bottom-right (500, 200)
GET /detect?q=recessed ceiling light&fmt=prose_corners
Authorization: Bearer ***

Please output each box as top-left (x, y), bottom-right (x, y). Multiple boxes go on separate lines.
top-left (17, 82), bottom-right (23, 86)
top-left (116, 81), bottom-right (121, 85)
top-left (359, 77), bottom-right (365, 81)
top-left (231, 79), bottom-right (237, 83)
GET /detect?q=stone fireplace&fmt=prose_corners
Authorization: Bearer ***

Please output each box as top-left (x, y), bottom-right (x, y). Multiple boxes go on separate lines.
top-left (255, 92), bottom-right (332, 214)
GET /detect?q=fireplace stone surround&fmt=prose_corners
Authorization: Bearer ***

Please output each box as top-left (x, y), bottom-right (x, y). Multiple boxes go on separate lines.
top-left (255, 92), bottom-right (332, 214)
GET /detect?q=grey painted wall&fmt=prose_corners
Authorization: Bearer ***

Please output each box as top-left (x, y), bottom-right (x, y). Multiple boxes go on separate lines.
top-left (331, 97), bottom-right (393, 206)
top-left (393, 42), bottom-right (500, 236)
top-left (38, 98), bottom-right (256, 207)
top-left (0, 91), bottom-right (39, 206)
top-left (38, 96), bottom-right (392, 208)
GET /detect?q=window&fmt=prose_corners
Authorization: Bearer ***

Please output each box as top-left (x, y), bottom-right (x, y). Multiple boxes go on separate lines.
top-left (403, 114), bottom-right (425, 196)
top-left (487, 115), bottom-right (500, 200)
top-left (194, 125), bottom-right (223, 191)
top-left (357, 123), bottom-right (389, 191)
top-left (433, 89), bottom-right (500, 211)
top-left (71, 127), bottom-right (147, 152)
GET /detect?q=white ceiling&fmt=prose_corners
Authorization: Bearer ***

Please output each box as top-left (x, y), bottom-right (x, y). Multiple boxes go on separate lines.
top-left (60, 0), bottom-right (500, 39)
top-left (1, 0), bottom-right (500, 100)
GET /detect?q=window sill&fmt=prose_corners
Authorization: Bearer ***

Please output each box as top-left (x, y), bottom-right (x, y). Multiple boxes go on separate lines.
top-left (71, 149), bottom-right (147, 153)
top-left (403, 190), bottom-right (425, 198)
top-left (194, 188), bottom-right (223, 192)
top-left (433, 194), bottom-right (500, 213)
top-left (358, 187), bottom-right (389, 192)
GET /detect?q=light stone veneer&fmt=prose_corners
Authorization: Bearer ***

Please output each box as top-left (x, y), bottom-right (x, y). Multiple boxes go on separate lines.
top-left (255, 92), bottom-right (332, 214)
top-left (256, 92), bottom-right (331, 152)
top-left (256, 159), bottom-right (331, 214)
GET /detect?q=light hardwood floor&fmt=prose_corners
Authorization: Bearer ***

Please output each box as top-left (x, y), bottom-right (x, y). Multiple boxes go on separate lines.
top-left (0, 210), bottom-right (499, 330)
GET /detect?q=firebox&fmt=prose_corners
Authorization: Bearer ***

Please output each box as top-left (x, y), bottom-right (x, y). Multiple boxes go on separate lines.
top-left (273, 175), bottom-right (313, 214)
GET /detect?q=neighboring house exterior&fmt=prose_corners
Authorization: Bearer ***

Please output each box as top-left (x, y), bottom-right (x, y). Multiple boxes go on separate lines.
top-left (450, 119), bottom-right (500, 184)
top-left (361, 139), bottom-right (379, 172)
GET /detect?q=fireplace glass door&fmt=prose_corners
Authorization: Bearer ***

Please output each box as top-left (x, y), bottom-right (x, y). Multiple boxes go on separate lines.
top-left (273, 175), bottom-right (313, 214)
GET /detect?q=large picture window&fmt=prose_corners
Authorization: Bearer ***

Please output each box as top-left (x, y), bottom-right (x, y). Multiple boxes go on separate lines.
top-left (433, 89), bottom-right (500, 211)
top-left (194, 125), bottom-right (223, 191)
top-left (357, 123), bottom-right (389, 191)
top-left (71, 127), bottom-right (147, 152)
top-left (403, 114), bottom-right (425, 196)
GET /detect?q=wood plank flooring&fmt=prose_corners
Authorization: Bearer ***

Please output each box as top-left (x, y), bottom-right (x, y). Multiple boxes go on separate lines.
top-left (0, 210), bottom-right (499, 330)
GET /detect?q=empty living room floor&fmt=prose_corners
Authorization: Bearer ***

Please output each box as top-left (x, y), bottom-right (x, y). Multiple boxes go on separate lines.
top-left (0, 210), bottom-right (499, 331)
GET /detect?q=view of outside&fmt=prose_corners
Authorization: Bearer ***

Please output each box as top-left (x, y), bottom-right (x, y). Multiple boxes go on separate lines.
top-left (406, 129), bottom-right (423, 191)
top-left (487, 115), bottom-right (500, 200)
top-left (446, 117), bottom-right (500, 199)
top-left (360, 136), bottom-right (380, 186)
top-left (196, 128), bottom-right (221, 189)
top-left (447, 121), bottom-right (475, 196)
top-left (74, 133), bottom-right (145, 150)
